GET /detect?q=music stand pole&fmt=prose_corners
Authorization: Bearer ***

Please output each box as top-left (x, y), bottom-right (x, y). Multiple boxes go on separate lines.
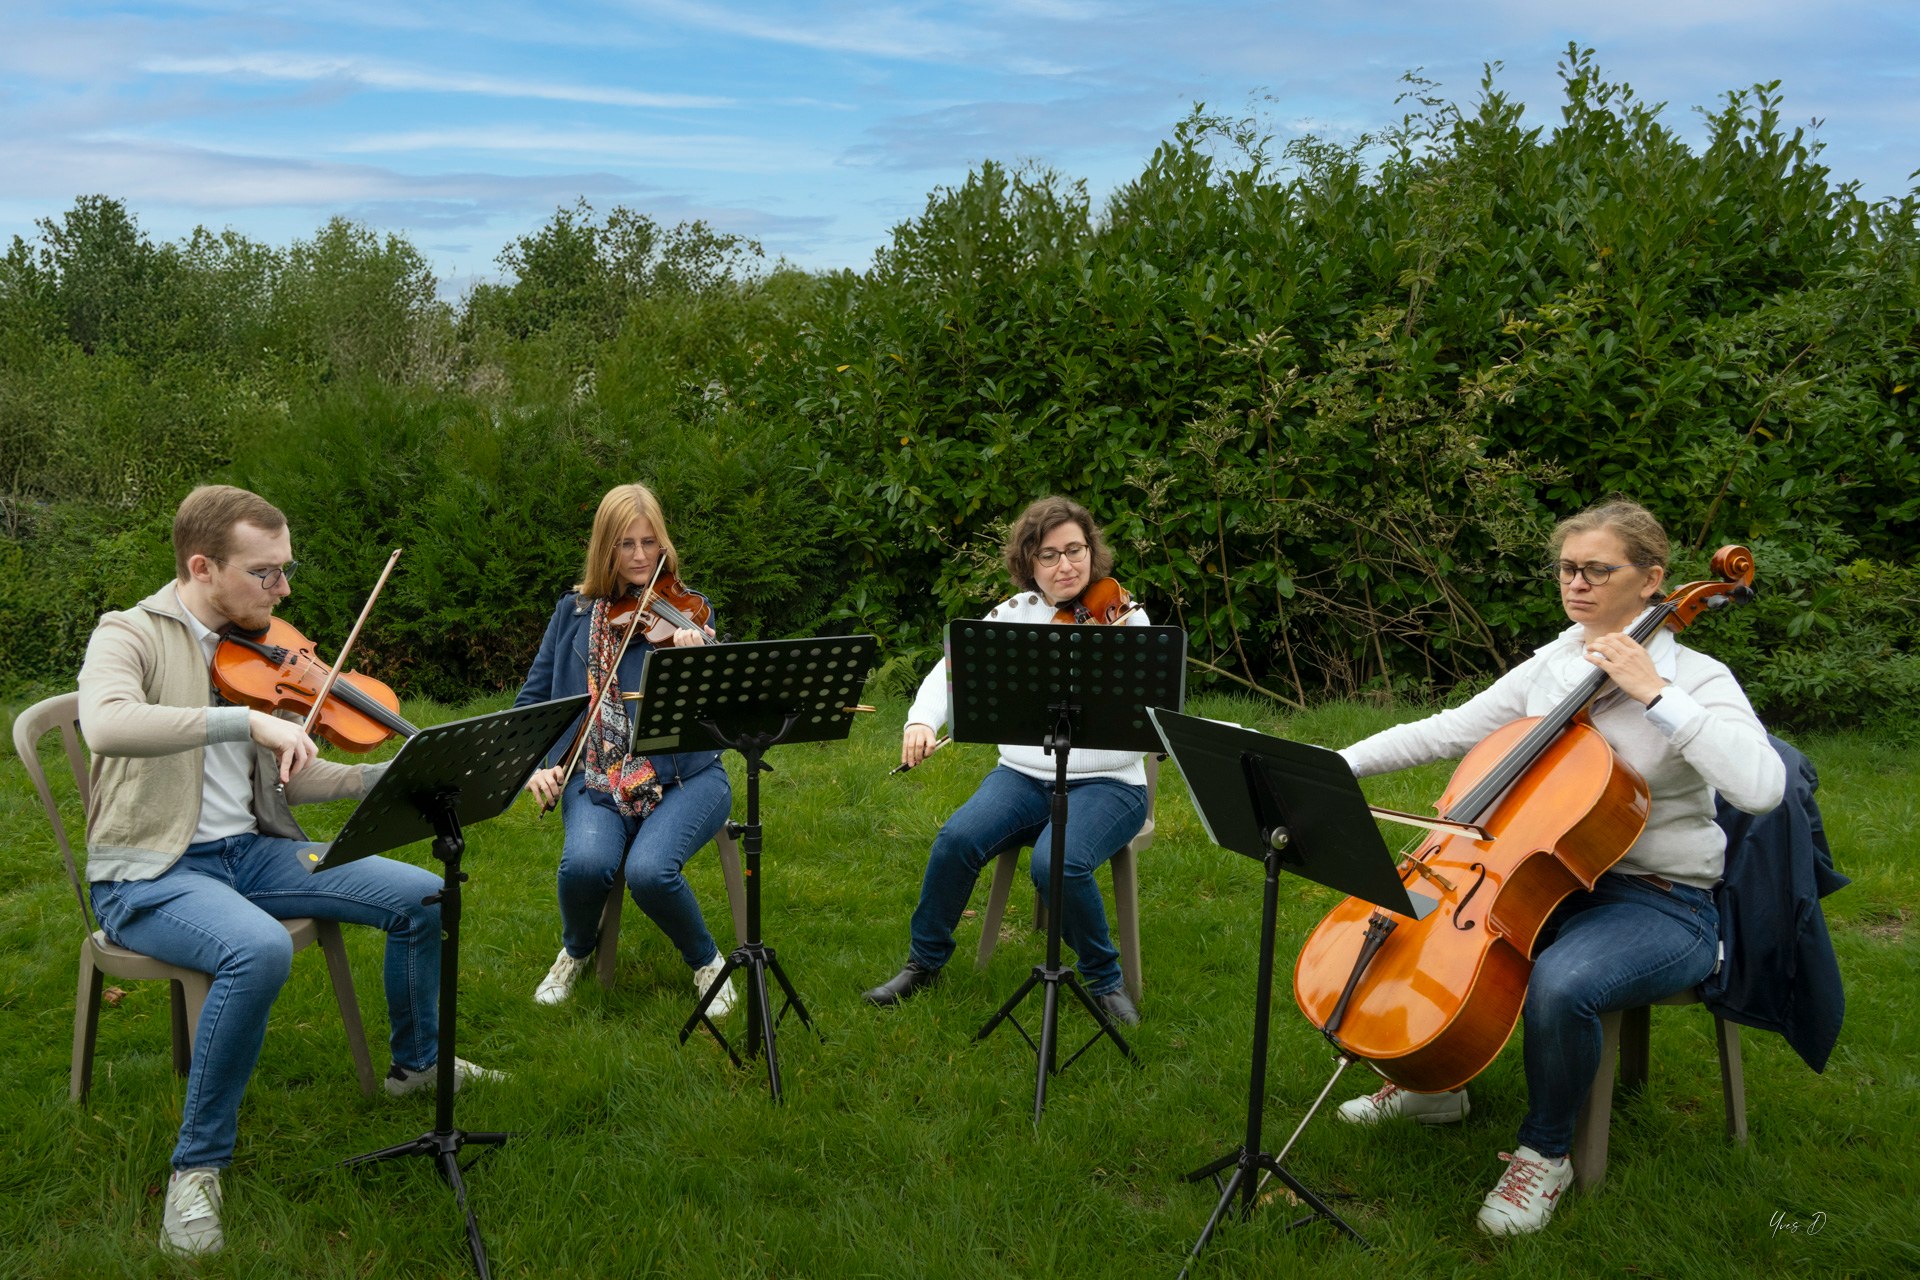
top-left (628, 634), bottom-right (877, 1102)
top-left (315, 694), bottom-right (587, 1280)
top-left (341, 796), bottom-right (509, 1278)
top-left (973, 703), bottom-right (1136, 1125)
top-left (1148, 708), bottom-right (1438, 1271)
top-left (1176, 770), bottom-right (1365, 1277)
top-left (678, 715), bottom-right (819, 1102)
top-left (946, 618), bottom-right (1185, 1124)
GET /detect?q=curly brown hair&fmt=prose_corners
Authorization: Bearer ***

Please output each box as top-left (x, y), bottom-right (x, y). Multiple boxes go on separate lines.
top-left (1002, 495), bottom-right (1112, 592)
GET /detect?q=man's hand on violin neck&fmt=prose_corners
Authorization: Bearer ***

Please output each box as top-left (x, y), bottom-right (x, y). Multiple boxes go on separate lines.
top-left (248, 710), bottom-right (317, 783)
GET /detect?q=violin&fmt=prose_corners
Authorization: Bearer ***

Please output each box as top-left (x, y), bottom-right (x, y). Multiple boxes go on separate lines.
top-left (610, 571), bottom-right (713, 644)
top-left (1052, 577), bottom-right (1137, 625)
top-left (215, 617), bottom-right (417, 753)
top-left (1291, 546), bottom-right (1757, 1094)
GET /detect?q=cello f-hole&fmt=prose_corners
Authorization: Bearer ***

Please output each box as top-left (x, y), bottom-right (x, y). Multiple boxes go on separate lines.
top-left (1451, 862), bottom-right (1489, 932)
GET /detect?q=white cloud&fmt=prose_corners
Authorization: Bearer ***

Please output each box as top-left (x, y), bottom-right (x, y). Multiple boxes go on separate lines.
top-left (142, 52), bottom-right (732, 110)
top-left (331, 126), bottom-right (836, 172)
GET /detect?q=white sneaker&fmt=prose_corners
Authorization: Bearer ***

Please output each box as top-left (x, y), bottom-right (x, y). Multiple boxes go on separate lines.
top-left (1477, 1145), bottom-right (1574, 1235)
top-left (693, 955), bottom-right (737, 1018)
top-left (1337, 1080), bottom-right (1470, 1125)
top-left (534, 948), bottom-right (592, 1006)
top-left (160, 1167), bottom-right (223, 1256)
top-left (384, 1056), bottom-right (507, 1097)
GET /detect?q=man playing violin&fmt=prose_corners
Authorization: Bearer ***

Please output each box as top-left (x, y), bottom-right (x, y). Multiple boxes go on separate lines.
top-left (863, 495), bottom-right (1151, 1024)
top-left (1331, 498), bottom-right (1784, 1234)
top-left (77, 484), bottom-right (499, 1258)
top-left (514, 482), bottom-right (736, 1017)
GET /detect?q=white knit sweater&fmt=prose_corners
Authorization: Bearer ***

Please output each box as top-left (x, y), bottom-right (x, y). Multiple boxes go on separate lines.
top-left (906, 591), bottom-right (1150, 787)
top-left (1339, 624), bottom-right (1784, 888)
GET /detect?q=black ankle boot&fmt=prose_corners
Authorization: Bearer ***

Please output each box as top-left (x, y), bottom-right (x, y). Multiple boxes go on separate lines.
top-left (862, 960), bottom-right (941, 1007)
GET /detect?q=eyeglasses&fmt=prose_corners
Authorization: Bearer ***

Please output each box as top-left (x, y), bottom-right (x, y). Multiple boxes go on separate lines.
top-left (616, 539), bottom-right (658, 556)
top-left (212, 557), bottom-right (299, 590)
top-left (1551, 560), bottom-right (1653, 586)
top-left (1034, 543), bottom-right (1091, 568)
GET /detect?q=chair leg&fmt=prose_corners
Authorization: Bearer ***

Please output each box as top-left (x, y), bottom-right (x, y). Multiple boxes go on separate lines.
top-left (170, 982), bottom-right (193, 1077)
top-left (715, 830), bottom-right (748, 948)
top-left (1618, 1005), bottom-right (1653, 1095)
top-left (180, 974), bottom-right (209, 1062)
top-left (1715, 1016), bottom-right (1748, 1145)
top-left (1111, 846), bottom-right (1142, 1005)
top-left (595, 888), bottom-right (624, 991)
top-left (975, 850), bottom-right (1020, 970)
top-left (72, 951), bottom-right (104, 1103)
top-left (315, 920), bottom-right (377, 1097)
top-left (1573, 1008), bottom-right (1625, 1190)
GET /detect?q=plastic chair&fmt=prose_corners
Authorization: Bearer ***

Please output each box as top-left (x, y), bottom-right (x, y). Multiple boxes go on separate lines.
top-left (14, 692), bottom-right (378, 1102)
top-left (1571, 990), bottom-right (1747, 1189)
top-left (594, 825), bottom-right (749, 989)
top-left (973, 754), bottom-right (1161, 1005)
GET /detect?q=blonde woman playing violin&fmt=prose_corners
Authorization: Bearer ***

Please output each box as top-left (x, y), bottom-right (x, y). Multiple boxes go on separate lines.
top-left (863, 495), bottom-right (1151, 1024)
top-left (514, 483), bottom-right (735, 1016)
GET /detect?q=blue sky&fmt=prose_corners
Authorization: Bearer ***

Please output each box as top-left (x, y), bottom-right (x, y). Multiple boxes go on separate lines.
top-left (4, 1), bottom-right (1916, 299)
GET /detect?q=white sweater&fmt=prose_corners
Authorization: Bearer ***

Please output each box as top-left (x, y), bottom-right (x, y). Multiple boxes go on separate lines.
top-left (1339, 624), bottom-right (1784, 888)
top-left (906, 591), bottom-right (1150, 787)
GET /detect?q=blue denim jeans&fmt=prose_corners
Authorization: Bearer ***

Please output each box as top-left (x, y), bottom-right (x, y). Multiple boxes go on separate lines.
top-left (908, 766), bottom-right (1148, 996)
top-left (556, 766), bottom-right (732, 969)
top-left (90, 835), bottom-right (443, 1171)
top-left (1516, 872), bottom-right (1721, 1157)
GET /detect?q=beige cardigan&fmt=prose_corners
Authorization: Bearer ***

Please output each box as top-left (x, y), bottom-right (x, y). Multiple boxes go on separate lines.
top-left (76, 583), bottom-right (379, 883)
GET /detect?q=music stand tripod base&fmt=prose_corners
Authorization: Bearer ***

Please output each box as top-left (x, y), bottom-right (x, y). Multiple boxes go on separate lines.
top-left (318, 695), bottom-right (587, 1280)
top-left (946, 618), bottom-right (1187, 1124)
top-left (628, 635), bottom-right (878, 1102)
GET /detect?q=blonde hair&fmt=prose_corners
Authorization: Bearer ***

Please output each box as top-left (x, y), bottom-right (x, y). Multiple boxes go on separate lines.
top-left (1003, 495), bottom-right (1112, 592)
top-left (173, 485), bottom-right (286, 580)
top-left (576, 483), bottom-right (678, 598)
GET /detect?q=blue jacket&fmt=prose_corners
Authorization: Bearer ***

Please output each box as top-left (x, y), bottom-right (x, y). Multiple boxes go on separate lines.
top-left (513, 590), bottom-right (725, 785)
top-left (1699, 735), bottom-right (1848, 1073)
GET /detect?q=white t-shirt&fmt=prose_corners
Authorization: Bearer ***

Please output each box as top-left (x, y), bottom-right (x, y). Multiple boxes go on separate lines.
top-left (176, 589), bottom-right (259, 843)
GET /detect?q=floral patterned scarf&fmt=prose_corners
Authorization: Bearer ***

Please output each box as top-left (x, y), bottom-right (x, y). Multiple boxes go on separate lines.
top-left (580, 596), bottom-right (663, 819)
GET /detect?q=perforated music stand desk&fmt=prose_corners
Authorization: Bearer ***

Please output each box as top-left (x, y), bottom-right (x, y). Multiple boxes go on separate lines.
top-left (1149, 707), bottom-right (1435, 1269)
top-left (314, 694), bottom-right (587, 1280)
top-left (627, 635), bottom-right (878, 1103)
top-left (948, 617), bottom-right (1187, 1124)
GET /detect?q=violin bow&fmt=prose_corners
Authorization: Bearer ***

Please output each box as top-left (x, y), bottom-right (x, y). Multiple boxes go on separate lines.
top-left (301, 547), bottom-right (403, 740)
top-left (542, 556), bottom-right (669, 816)
top-left (889, 735), bottom-right (951, 776)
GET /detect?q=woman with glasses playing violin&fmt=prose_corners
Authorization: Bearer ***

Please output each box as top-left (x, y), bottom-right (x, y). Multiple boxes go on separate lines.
top-left (1327, 498), bottom-right (1784, 1236)
top-left (862, 495), bottom-right (1152, 1025)
top-left (513, 483), bottom-right (737, 1017)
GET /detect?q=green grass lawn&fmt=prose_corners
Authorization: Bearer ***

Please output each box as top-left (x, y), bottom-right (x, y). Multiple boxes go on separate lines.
top-left (1, 690), bottom-right (1912, 1279)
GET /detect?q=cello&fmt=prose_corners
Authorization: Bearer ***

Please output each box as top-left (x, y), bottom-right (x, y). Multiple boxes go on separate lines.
top-left (1291, 545), bottom-right (1756, 1094)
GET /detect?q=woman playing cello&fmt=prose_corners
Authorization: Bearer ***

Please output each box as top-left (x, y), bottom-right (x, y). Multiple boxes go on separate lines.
top-left (515, 483), bottom-right (736, 1016)
top-left (1331, 498), bottom-right (1783, 1234)
top-left (862, 495), bottom-right (1151, 1024)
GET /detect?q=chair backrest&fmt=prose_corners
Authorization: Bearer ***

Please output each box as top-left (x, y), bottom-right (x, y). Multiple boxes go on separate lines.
top-left (1143, 753), bottom-right (1163, 826)
top-left (11, 692), bottom-right (96, 933)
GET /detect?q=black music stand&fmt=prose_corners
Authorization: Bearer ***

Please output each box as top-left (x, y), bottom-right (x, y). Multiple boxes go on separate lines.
top-left (952, 618), bottom-right (1187, 1124)
top-left (313, 695), bottom-right (587, 1280)
top-left (628, 635), bottom-right (878, 1102)
top-left (1149, 708), bottom-right (1437, 1271)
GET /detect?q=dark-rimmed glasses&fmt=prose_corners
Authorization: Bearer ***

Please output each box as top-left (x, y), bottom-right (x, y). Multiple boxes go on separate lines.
top-left (212, 557), bottom-right (299, 590)
top-left (1034, 543), bottom-right (1090, 568)
top-left (1550, 560), bottom-right (1652, 586)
